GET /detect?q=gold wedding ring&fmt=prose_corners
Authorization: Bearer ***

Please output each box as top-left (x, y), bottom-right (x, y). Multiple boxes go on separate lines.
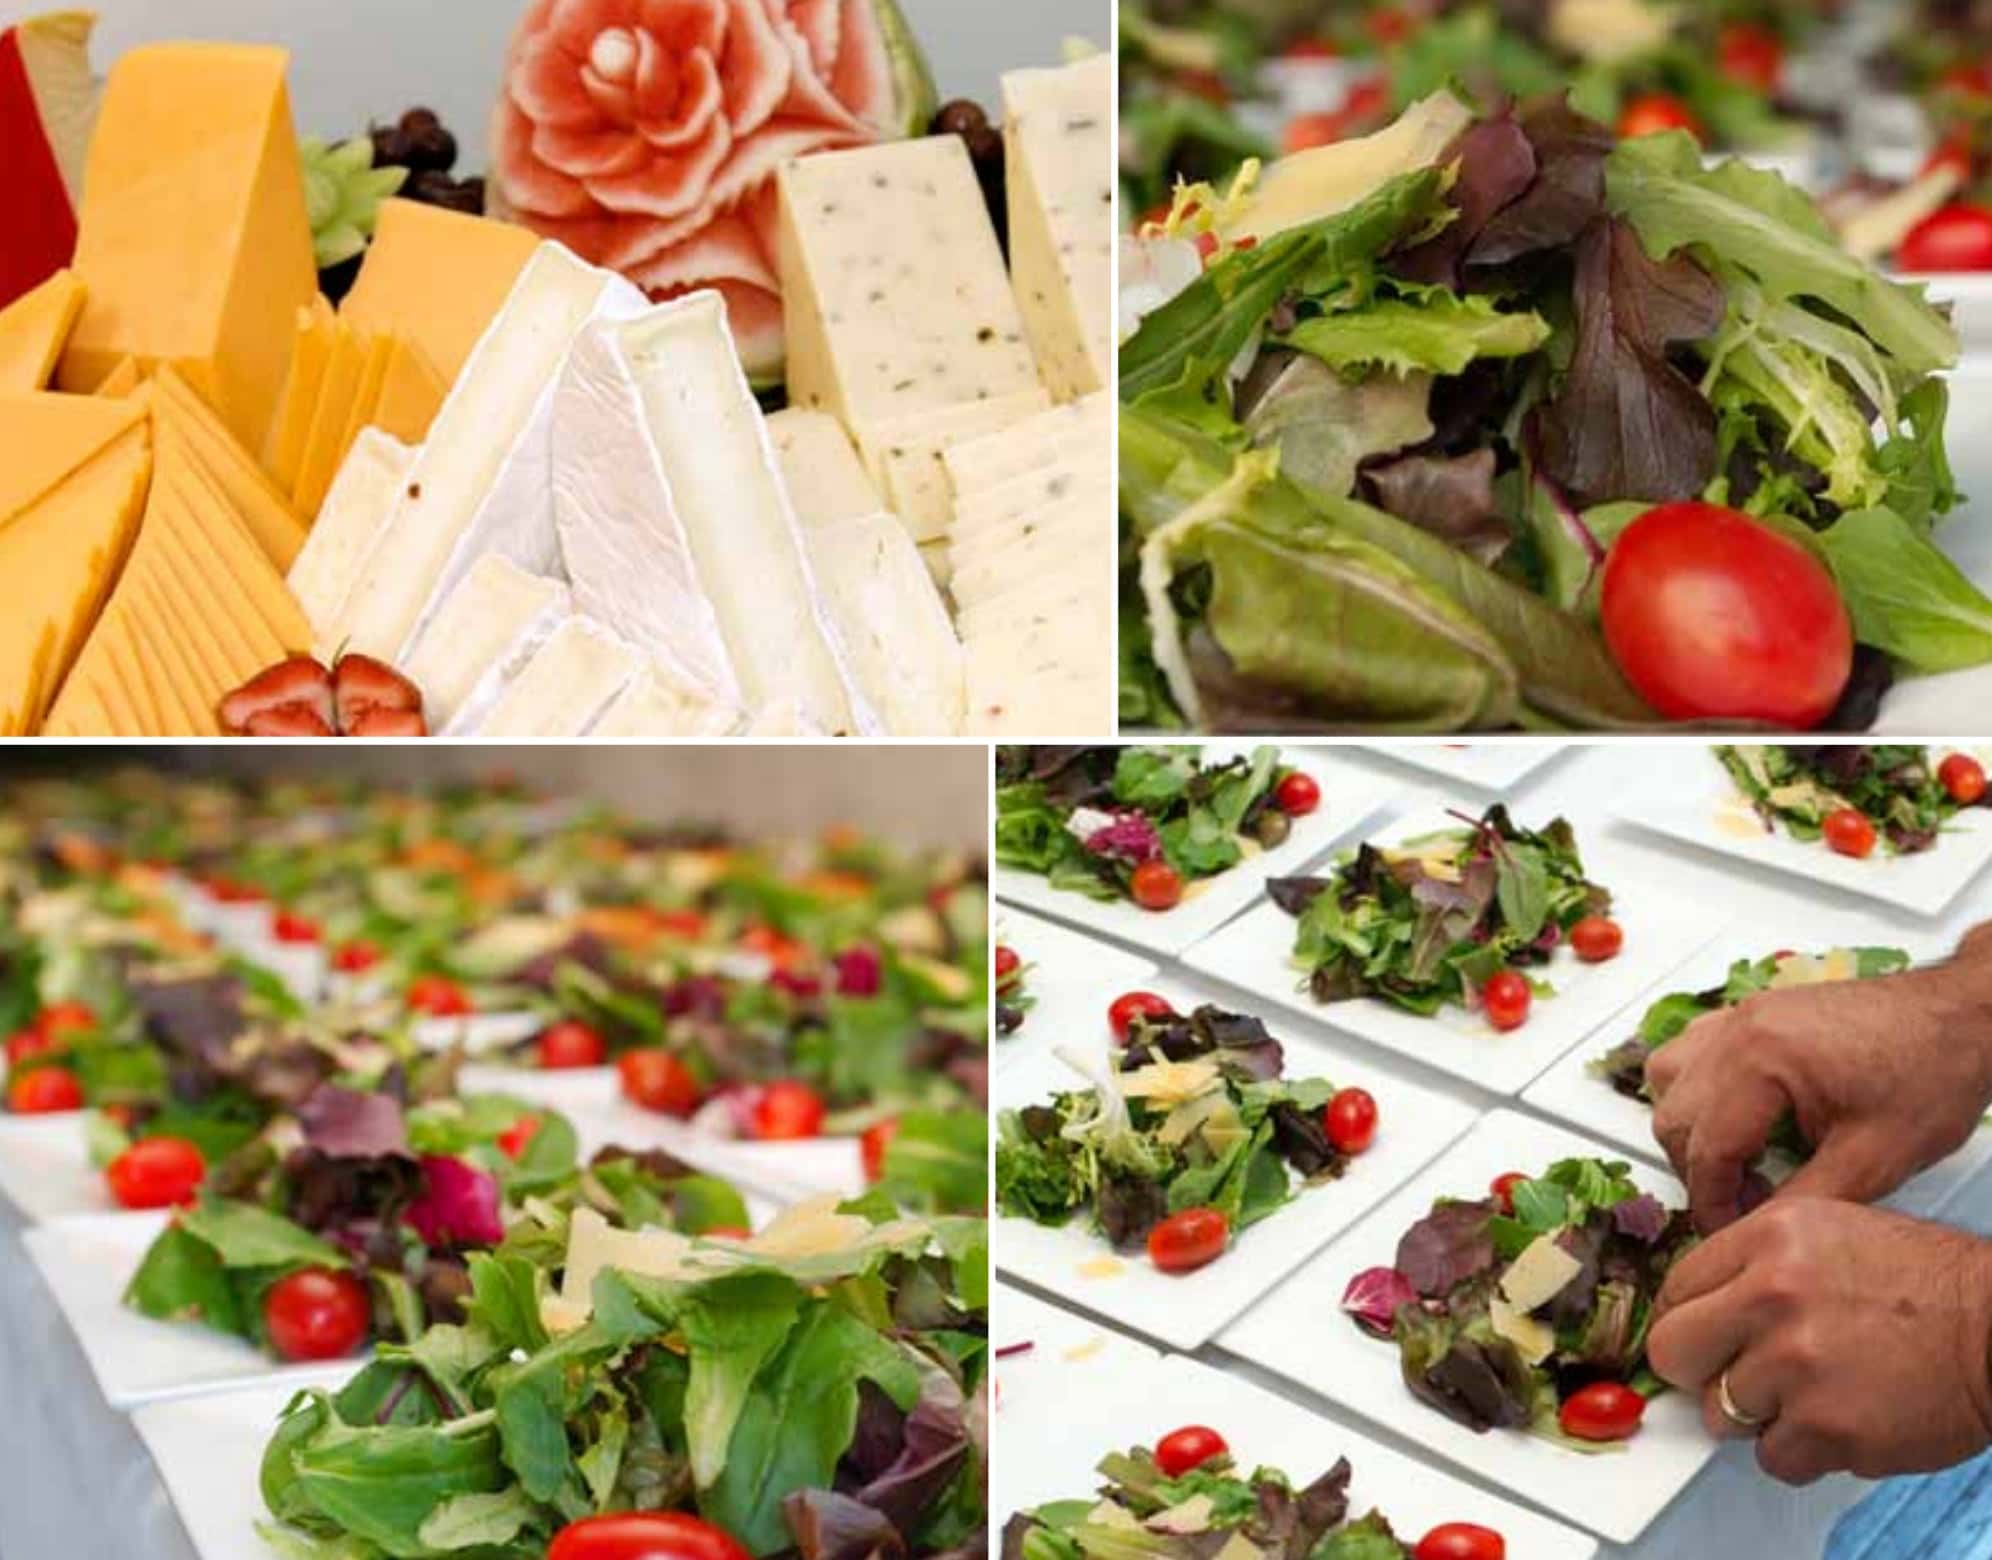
top-left (1718, 1368), bottom-right (1770, 1433)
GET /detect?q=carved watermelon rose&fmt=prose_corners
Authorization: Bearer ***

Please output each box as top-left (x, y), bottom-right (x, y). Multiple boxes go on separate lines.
top-left (491, 0), bottom-right (933, 382)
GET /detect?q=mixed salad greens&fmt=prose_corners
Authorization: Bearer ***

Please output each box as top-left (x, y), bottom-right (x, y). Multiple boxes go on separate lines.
top-left (1004, 1433), bottom-right (1504, 1560)
top-left (257, 1193), bottom-right (988, 1560)
top-left (996, 999), bottom-right (1375, 1272)
top-left (1119, 82), bottom-right (1985, 733)
top-left (1268, 807), bottom-right (1617, 1027)
top-left (995, 746), bottom-right (1318, 912)
top-left (1716, 743), bottom-right (1988, 855)
top-left (1342, 1157), bottom-right (1693, 1446)
top-left (995, 943), bottom-right (1033, 1037)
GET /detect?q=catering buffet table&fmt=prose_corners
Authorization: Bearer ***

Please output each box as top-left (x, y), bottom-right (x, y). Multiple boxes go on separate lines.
top-left (992, 743), bottom-right (1992, 1560)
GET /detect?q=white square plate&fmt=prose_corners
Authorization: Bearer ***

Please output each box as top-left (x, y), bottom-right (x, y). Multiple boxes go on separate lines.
top-left (993, 1279), bottom-right (1162, 1429)
top-left (994, 747), bottom-right (1402, 959)
top-left (1181, 805), bottom-right (1727, 1096)
top-left (1219, 1109), bottom-right (1715, 1546)
top-left (1354, 742), bottom-right (1570, 794)
top-left (993, 975), bottom-right (1480, 1350)
top-left (992, 907), bottom-right (1158, 1076)
top-left (1619, 747), bottom-right (1992, 917)
top-left (997, 1348), bottom-right (1599, 1560)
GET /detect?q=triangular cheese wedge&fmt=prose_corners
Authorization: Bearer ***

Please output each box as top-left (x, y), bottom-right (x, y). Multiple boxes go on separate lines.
top-left (289, 426), bottom-right (415, 650)
top-left (337, 330), bottom-right (395, 463)
top-left (291, 319), bottom-right (369, 520)
top-left (0, 389), bottom-right (143, 525)
top-left (0, 269), bottom-right (85, 392)
top-left (0, 417), bottom-right (149, 733)
top-left (150, 367), bottom-right (308, 571)
top-left (260, 296), bottom-right (335, 489)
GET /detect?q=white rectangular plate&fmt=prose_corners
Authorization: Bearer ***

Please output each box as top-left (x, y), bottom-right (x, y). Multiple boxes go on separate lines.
top-left (1219, 1109), bottom-right (1715, 1546)
top-left (998, 1347), bottom-right (1599, 1560)
top-left (1182, 804), bottom-right (1726, 1096)
top-left (1619, 747), bottom-right (1992, 917)
top-left (993, 975), bottom-right (1479, 1349)
top-left (1356, 741), bottom-right (1570, 793)
top-left (993, 746), bottom-right (1401, 958)
top-left (992, 906), bottom-right (1158, 1076)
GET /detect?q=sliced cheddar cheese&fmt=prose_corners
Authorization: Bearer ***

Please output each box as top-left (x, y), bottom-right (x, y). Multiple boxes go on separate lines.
top-left (291, 320), bottom-right (368, 520)
top-left (0, 268), bottom-right (83, 391)
top-left (94, 355), bottom-right (141, 397)
top-left (260, 297), bottom-right (336, 490)
top-left (366, 337), bottom-right (447, 445)
top-left (150, 368), bottom-right (308, 571)
top-left (0, 388), bottom-right (142, 524)
top-left (337, 330), bottom-right (395, 465)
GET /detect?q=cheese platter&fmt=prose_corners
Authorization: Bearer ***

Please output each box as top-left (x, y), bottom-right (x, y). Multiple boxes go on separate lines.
top-left (0, 2), bottom-right (1113, 737)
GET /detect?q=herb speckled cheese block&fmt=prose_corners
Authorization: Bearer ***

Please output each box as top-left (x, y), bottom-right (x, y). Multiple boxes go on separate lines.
top-left (859, 386), bottom-right (1051, 542)
top-left (804, 511), bottom-right (966, 735)
top-left (1003, 53), bottom-right (1114, 401)
top-left (777, 135), bottom-right (1042, 430)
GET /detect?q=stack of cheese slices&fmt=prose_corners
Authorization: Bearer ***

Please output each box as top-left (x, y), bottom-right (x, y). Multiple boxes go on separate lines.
top-left (0, 35), bottom-right (1111, 738)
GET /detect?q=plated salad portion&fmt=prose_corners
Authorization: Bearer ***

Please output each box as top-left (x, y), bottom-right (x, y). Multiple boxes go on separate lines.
top-left (1120, 87), bottom-right (1983, 733)
top-left (1005, 1432), bottom-right (1509, 1560)
top-left (258, 1194), bottom-right (988, 1560)
top-left (1269, 808), bottom-right (1620, 1031)
top-left (996, 997), bottom-right (1377, 1274)
top-left (995, 746), bottom-right (1319, 912)
top-left (1342, 1157), bottom-right (1692, 1447)
top-left (1717, 744), bottom-right (1988, 857)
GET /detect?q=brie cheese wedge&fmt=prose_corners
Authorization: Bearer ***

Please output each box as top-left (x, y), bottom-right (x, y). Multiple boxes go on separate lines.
top-left (288, 426), bottom-right (415, 653)
top-left (468, 615), bottom-right (641, 738)
top-left (591, 663), bottom-right (744, 737)
top-left (804, 510), bottom-right (966, 735)
top-left (403, 553), bottom-right (570, 732)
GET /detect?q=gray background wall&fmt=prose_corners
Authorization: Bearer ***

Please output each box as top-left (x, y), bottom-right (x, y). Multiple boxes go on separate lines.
top-left (57, 0), bottom-right (1108, 148)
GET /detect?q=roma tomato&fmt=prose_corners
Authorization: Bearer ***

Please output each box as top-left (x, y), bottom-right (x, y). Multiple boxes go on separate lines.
top-left (7, 1067), bottom-right (83, 1113)
top-left (752, 1080), bottom-right (826, 1140)
top-left (1415, 1523), bottom-right (1507, 1560)
top-left (406, 974), bottom-right (472, 1017)
top-left (263, 1268), bottom-right (371, 1361)
top-left (548, 1513), bottom-right (753, 1560)
top-left (36, 1001), bottom-right (97, 1040)
top-left (1570, 916), bottom-right (1625, 963)
top-left (1482, 971), bottom-right (1532, 1032)
top-left (1559, 1381), bottom-right (1646, 1442)
top-left (1108, 990), bottom-right (1175, 1042)
top-left (618, 1048), bottom-right (700, 1114)
top-left (1941, 754), bottom-right (1988, 805)
top-left (1130, 859), bottom-right (1184, 912)
top-left (539, 1020), bottom-right (607, 1070)
top-left (1601, 502), bottom-right (1852, 728)
top-left (497, 1114), bottom-right (542, 1160)
top-left (1898, 204), bottom-right (1992, 273)
top-left (106, 1137), bottom-right (206, 1210)
top-left (1490, 1172), bottom-right (1528, 1215)
top-left (1618, 93), bottom-right (1702, 142)
top-left (1324, 1088), bottom-right (1379, 1155)
top-left (861, 1118), bottom-right (901, 1183)
top-left (332, 939), bottom-right (383, 973)
top-left (1823, 807), bottom-right (1878, 859)
top-left (1274, 771), bottom-right (1321, 817)
top-left (1154, 1424), bottom-right (1229, 1477)
top-left (1148, 1207), bottom-right (1229, 1273)
top-left (1717, 22), bottom-right (1783, 93)
top-left (272, 912), bottom-right (321, 944)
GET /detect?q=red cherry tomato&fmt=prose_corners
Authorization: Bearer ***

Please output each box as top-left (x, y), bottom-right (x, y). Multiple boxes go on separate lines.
top-left (406, 974), bottom-right (472, 1017)
top-left (1559, 1381), bottom-right (1647, 1442)
top-left (1569, 916), bottom-right (1625, 963)
top-left (1941, 754), bottom-right (1988, 806)
top-left (861, 1118), bottom-right (901, 1183)
top-left (1618, 93), bottom-right (1703, 143)
top-left (1490, 1172), bottom-right (1528, 1215)
top-left (1600, 501), bottom-right (1852, 729)
top-left (1823, 807), bottom-right (1878, 859)
top-left (1274, 771), bottom-right (1322, 817)
top-left (751, 1080), bottom-right (826, 1141)
top-left (262, 1268), bottom-right (371, 1362)
top-left (1108, 990), bottom-right (1176, 1042)
top-left (1938, 61), bottom-right (1992, 99)
top-left (1366, 6), bottom-right (1415, 45)
top-left (1283, 80), bottom-right (1389, 153)
top-left (1154, 1424), bottom-right (1230, 1477)
top-left (1482, 971), bottom-right (1532, 1032)
top-left (496, 1114), bottom-right (542, 1160)
top-left (1415, 1523), bottom-right (1508, 1560)
top-left (651, 908), bottom-right (709, 940)
top-left (994, 945), bottom-right (1022, 989)
top-left (207, 878), bottom-right (265, 905)
top-left (36, 1001), bottom-right (97, 1040)
top-left (106, 1137), bottom-right (206, 1210)
top-left (1898, 204), bottom-right (1992, 273)
top-left (1130, 859), bottom-right (1185, 912)
top-left (1281, 36), bottom-right (1337, 59)
top-left (272, 912), bottom-right (321, 945)
top-left (539, 1020), bottom-right (607, 1070)
top-left (4, 1028), bottom-right (55, 1066)
top-left (1717, 22), bottom-right (1784, 93)
top-left (7, 1067), bottom-right (83, 1113)
top-left (739, 924), bottom-right (807, 971)
top-left (1323, 1087), bottom-right (1379, 1155)
top-left (332, 939), bottom-right (383, 973)
top-left (1172, 68), bottom-right (1230, 106)
top-left (618, 1048), bottom-right (700, 1114)
top-left (1924, 135), bottom-right (1975, 183)
top-left (548, 1512), bottom-right (754, 1560)
top-left (1147, 1207), bottom-right (1230, 1274)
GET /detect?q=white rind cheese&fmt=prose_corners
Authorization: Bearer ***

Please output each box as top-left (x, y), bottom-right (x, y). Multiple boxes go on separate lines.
top-left (804, 510), bottom-right (966, 735)
top-left (765, 408), bottom-right (880, 529)
top-left (467, 615), bottom-right (641, 738)
top-left (591, 663), bottom-right (745, 738)
top-left (403, 553), bottom-right (570, 732)
top-left (337, 242), bottom-right (648, 663)
top-left (1003, 53), bottom-right (1114, 401)
top-left (289, 426), bottom-right (415, 654)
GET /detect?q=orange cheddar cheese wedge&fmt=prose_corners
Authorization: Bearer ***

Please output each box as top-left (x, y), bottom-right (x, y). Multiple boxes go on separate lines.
top-left (0, 268), bottom-right (83, 391)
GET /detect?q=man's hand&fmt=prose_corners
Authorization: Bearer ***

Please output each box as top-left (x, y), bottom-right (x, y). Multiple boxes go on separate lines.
top-left (1647, 948), bottom-right (1992, 1232)
top-left (1646, 1199), bottom-right (1992, 1486)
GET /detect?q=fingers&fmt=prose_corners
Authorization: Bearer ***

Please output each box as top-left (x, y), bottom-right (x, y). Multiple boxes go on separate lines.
top-left (1654, 1216), bottom-right (1754, 1315)
top-left (1676, 1072), bottom-right (1792, 1232)
top-left (1647, 1287), bottom-right (1759, 1393)
top-left (1699, 1358), bottom-right (1780, 1444)
top-left (1757, 1420), bottom-right (1834, 1487)
top-left (1775, 1124), bottom-right (1904, 1209)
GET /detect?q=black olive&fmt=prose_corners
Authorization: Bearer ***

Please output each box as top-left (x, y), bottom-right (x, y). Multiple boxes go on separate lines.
top-left (1254, 809), bottom-right (1292, 849)
top-left (931, 98), bottom-right (989, 136)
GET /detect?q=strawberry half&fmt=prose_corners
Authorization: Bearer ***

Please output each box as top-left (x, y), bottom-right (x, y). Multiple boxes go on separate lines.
top-left (333, 654), bottom-right (423, 733)
top-left (346, 707), bottom-right (429, 738)
top-left (243, 701), bottom-right (336, 737)
top-left (219, 657), bottom-right (334, 735)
